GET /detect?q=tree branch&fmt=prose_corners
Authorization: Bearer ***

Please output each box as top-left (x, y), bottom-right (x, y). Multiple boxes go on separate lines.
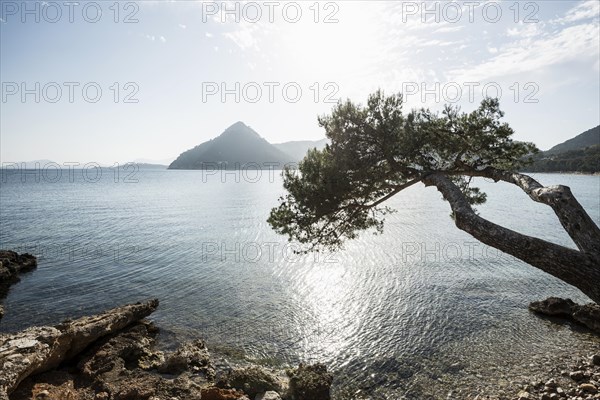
top-left (364, 176), bottom-right (425, 208)
top-left (455, 167), bottom-right (600, 255)
top-left (423, 173), bottom-right (600, 304)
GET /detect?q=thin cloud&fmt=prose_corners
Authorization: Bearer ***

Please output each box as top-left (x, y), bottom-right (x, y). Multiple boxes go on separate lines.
top-left (552, 0), bottom-right (600, 24)
top-left (506, 23), bottom-right (544, 39)
top-left (450, 22), bottom-right (600, 82)
top-left (434, 26), bottom-right (465, 34)
top-left (223, 23), bottom-right (260, 51)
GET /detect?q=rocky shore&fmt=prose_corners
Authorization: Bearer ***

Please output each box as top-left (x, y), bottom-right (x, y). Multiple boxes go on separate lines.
top-left (512, 353), bottom-right (600, 400)
top-left (0, 251), bottom-right (37, 321)
top-left (1, 299), bottom-right (332, 400)
top-left (0, 252), bottom-right (333, 400)
top-left (1, 250), bottom-right (600, 400)
top-left (529, 298), bottom-right (600, 334)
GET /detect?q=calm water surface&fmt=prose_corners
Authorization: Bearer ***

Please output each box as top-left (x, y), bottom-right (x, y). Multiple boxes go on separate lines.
top-left (1, 169), bottom-right (599, 398)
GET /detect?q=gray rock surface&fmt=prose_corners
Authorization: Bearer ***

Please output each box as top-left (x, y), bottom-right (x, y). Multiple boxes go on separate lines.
top-left (0, 250), bottom-right (37, 321)
top-left (217, 365), bottom-right (285, 398)
top-left (529, 297), bottom-right (600, 334)
top-left (256, 391), bottom-right (282, 400)
top-left (287, 363), bottom-right (333, 400)
top-left (0, 299), bottom-right (159, 399)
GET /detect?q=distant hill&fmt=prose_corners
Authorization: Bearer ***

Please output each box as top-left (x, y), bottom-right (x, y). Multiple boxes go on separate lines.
top-left (168, 122), bottom-right (294, 169)
top-left (0, 159), bottom-right (56, 169)
top-left (273, 139), bottom-right (328, 162)
top-left (134, 157), bottom-right (175, 166)
top-left (116, 163), bottom-right (167, 169)
top-left (523, 125), bottom-right (599, 173)
top-left (545, 126), bottom-right (599, 155)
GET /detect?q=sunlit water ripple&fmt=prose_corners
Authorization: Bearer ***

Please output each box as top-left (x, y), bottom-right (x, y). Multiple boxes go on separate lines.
top-left (1, 169), bottom-right (599, 399)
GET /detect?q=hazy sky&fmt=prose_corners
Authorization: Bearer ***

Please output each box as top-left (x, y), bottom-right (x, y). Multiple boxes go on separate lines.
top-left (1, 0), bottom-right (599, 164)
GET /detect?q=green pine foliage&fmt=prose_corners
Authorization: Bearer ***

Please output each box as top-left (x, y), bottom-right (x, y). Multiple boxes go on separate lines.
top-left (268, 91), bottom-right (538, 252)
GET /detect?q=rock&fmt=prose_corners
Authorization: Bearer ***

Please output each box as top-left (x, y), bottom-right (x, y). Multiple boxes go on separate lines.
top-left (78, 322), bottom-right (165, 390)
top-left (0, 250), bottom-right (37, 320)
top-left (572, 304), bottom-right (600, 333)
top-left (217, 366), bottom-right (283, 398)
top-left (579, 383), bottom-right (597, 393)
top-left (555, 387), bottom-right (564, 395)
top-left (529, 298), bottom-right (576, 317)
top-left (255, 392), bottom-right (282, 400)
top-left (592, 354), bottom-right (600, 366)
top-left (201, 387), bottom-right (247, 400)
top-left (287, 363), bottom-right (332, 400)
top-left (545, 379), bottom-right (557, 388)
top-left (0, 299), bottom-right (159, 399)
top-left (543, 385), bottom-right (556, 393)
top-left (517, 390), bottom-right (530, 399)
top-left (35, 389), bottom-right (49, 398)
top-left (530, 297), bottom-right (600, 334)
top-left (12, 369), bottom-right (91, 400)
top-left (570, 370), bottom-right (586, 381)
top-left (159, 339), bottom-right (215, 380)
top-left (12, 320), bottom-right (219, 400)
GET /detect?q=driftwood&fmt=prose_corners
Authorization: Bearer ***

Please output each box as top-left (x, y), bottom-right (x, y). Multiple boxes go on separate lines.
top-left (0, 299), bottom-right (159, 399)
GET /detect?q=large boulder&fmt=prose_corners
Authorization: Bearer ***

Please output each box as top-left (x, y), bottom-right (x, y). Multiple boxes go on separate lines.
top-left (12, 320), bottom-right (220, 400)
top-left (0, 299), bottom-right (159, 400)
top-left (529, 297), bottom-right (600, 334)
top-left (217, 366), bottom-right (284, 398)
top-left (0, 250), bottom-right (37, 307)
top-left (286, 363), bottom-right (333, 400)
top-left (0, 250), bottom-right (37, 322)
top-left (572, 303), bottom-right (600, 333)
top-left (256, 391), bottom-right (282, 400)
top-left (158, 339), bottom-right (215, 380)
top-left (529, 297), bottom-right (576, 317)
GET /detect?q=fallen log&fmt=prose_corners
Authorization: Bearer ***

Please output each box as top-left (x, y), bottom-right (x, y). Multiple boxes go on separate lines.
top-left (0, 299), bottom-right (159, 400)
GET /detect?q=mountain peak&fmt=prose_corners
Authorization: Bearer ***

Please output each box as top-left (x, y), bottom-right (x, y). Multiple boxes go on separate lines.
top-left (168, 123), bottom-right (328, 170)
top-left (225, 121), bottom-right (248, 130)
top-left (169, 123), bottom-right (291, 169)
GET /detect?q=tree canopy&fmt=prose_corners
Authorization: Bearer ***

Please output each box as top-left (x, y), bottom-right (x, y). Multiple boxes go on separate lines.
top-left (268, 91), bottom-right (536, 251)
top-left (267, 91), bottom-right (600, 304)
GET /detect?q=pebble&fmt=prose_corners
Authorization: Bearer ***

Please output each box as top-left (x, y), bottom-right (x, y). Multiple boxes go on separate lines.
top-left (513, 353), bottom-right (600, 400)
top-left (578, 383), bottom-right (597, 393)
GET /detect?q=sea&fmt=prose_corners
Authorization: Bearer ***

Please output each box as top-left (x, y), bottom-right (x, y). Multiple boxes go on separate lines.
top-left (1, 166), bottom-right (599, 399)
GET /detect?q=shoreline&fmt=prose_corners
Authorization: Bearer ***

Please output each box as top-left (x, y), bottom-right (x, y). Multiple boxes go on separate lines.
top-left (1, 251), bottom-right (599, 399)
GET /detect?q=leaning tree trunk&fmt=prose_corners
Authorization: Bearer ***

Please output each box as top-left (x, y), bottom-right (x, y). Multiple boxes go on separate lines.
top-left (423, 172), bottom-right (600, 305)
